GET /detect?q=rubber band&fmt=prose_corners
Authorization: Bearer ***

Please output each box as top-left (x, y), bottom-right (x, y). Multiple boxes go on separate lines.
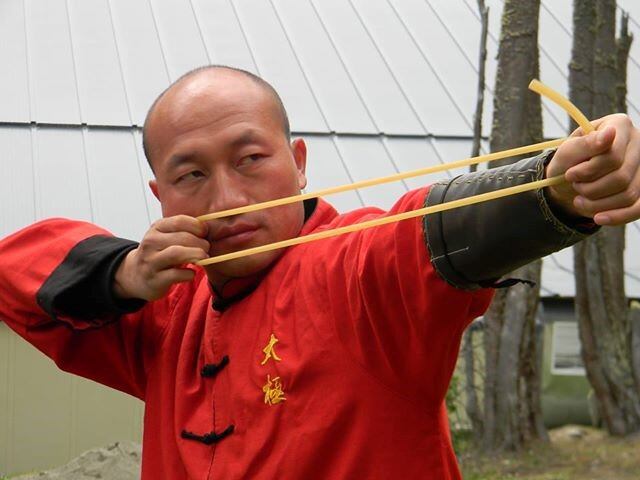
top-left (196, 138), bottom-right (563, 222)
top-left (196, 80), bottom-right (593, 266)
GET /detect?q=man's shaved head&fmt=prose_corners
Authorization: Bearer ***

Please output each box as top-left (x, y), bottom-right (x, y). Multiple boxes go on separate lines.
top-left (142, 65), bottom-right (291, 169)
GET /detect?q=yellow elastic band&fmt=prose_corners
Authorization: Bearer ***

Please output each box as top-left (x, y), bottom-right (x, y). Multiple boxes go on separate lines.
top-left (196, 138), bottom-right (563, 222)
top-left (196, 79), bottom-right (593, 266)
top-left (528, 80), bottom-right (594, 134)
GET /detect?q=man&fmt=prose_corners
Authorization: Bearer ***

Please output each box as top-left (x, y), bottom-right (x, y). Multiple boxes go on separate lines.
top-left (0, 66), bottom-right (639, 479)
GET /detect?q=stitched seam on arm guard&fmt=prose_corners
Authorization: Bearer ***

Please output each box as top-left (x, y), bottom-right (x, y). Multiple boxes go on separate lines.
top-left (534, 152), bottom-right (598, 247)
top-left (424, 179), bottom-right (457, 288)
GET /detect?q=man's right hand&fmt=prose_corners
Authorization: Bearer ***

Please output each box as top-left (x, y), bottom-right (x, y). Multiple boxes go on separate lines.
top-left (113, 215), bottom-right (210, 301)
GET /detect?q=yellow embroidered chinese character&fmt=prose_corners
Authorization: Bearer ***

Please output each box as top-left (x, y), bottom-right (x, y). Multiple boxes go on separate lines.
top-left (260, 333), bottom-right (282, 365)
top-left (263, 375), bottom-right (286, 405)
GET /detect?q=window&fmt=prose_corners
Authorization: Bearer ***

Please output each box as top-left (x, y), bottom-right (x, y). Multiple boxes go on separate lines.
top-left (550, 321), bottom-right (585, 376)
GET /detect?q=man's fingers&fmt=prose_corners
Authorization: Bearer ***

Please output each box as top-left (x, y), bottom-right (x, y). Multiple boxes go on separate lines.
top-left (116, 216), bottom-right (209, 301)
top-left (151, 231), bottom-right (210, 253)
top-left (564, 116), bottom-right (634, 183)
top-left (153, 214), bottom-right (207, 237)
top-left (557, 126), bottom-right (616, 177)
top-left (154, 245), bottom-right (209, 270)
top-left (571, 156), bottom-right (640, 200)
top-left (593, 200), bottom-right (640, 226)
top-left (574, 187), bottom-right (639, 217)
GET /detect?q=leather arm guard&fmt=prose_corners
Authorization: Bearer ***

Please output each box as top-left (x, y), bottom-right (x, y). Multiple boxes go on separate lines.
top-left (424, 150), bottom-right (598, 290)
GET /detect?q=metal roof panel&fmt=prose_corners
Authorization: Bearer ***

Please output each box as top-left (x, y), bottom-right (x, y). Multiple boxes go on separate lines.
top-left (303, 135), bottom-right (365, 212)
top-left (190, 0), bottom-right (257, 73)
top-left (333, 135), bottom-right (408, 209)
top-left (311, 0), bottom-right (425, 135)
top-left (0, 0), bottom-right (30, 123)
top-left (32, 127), bottom-right (92, 221)
top-left (233, 0), bottom-right (328, 132)
top-left (148, 0), bottom-right (210, 79)
top-left (84, 129), bottom-right (151, 240)
top-left (273, 0), bottom-right (377, 134)
top-left (354, 0), bottom-right (474, 136)
top-left (25, 0), bottom-right (81, 124)
top-left (109, 0), bottom-right (170, 125)
top-left (67, 0), bottom-right (131, 125)
top-left (0, 127), bottom-right (35, 238)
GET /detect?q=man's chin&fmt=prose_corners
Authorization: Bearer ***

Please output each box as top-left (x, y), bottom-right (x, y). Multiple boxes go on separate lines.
top-left (203, 250), bottom-right (283, 283)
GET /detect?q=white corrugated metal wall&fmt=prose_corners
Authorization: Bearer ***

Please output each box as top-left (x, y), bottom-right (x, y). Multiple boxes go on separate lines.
top-left (1, 0), bottom-right (640, 475)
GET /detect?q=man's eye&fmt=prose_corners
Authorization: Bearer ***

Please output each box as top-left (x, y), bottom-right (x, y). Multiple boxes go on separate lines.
top-left (177, 171), bottom-right (205, 182)
top-left (239, 154), bottom-right (263, 166)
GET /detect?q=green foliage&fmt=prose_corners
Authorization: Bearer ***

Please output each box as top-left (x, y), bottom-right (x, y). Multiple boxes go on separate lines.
top-left (446, 372), bottom-right (471, 451)
top-left (446, 372), bottom-right (461, 416)
top-left (458, 426), bottom-right (640, 479)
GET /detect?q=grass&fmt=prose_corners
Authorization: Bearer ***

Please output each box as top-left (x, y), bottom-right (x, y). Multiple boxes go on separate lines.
top-left (458, 426), bottom-right (640, 479)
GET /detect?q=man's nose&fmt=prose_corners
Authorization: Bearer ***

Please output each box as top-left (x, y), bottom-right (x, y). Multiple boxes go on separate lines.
top-left (205, 172), bottom-right (251, 214)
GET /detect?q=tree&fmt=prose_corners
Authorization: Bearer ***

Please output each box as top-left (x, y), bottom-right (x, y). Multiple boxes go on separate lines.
top-left (569, 0), bottom-right (640, 436)
top-left (476, 0), bottom-right (547, 451)
top-left (460, 1), bottom-right (490, 438)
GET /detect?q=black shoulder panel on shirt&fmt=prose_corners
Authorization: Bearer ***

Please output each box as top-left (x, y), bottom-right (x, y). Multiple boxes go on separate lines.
top-left (36, 235), bottom-right (146, 324)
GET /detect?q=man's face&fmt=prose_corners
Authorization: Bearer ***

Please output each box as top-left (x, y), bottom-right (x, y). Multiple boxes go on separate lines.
top-left (145, 72), bottom-right (307, 284)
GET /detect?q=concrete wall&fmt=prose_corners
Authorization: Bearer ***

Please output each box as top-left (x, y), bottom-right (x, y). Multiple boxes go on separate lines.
top-left (0, 323), bottom-right (142, 477)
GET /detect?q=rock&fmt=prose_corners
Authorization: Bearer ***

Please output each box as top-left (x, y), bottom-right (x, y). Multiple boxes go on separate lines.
top-left (549, 424), bottom-right (606, 443)
top-left (16, 442), bottom-right (141, 480)
top-left (566, 426), bottom-right (585, 439)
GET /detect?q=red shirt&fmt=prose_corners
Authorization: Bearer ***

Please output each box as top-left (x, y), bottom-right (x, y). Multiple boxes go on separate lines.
top-left (0, 187), bottom-right (492, 479)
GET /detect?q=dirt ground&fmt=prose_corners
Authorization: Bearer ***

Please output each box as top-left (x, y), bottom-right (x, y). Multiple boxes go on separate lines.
top-left (459, 425), bottom-right (640, 480)
top-left (5, 427), bottom-right (638, 480)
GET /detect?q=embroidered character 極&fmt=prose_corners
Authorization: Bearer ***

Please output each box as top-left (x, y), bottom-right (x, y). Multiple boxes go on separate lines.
top-left (262, 374), bottom-right (286, 405)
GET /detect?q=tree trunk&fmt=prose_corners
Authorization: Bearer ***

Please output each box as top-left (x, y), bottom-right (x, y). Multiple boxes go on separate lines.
top-left (570, 0), bottom-right (640, 436)
top-left (480, 0), bottom-right (547, 451)
top-left (461, 0), bottom-right (490, 439)
top-left (470, 0), bottom-right (489, 165)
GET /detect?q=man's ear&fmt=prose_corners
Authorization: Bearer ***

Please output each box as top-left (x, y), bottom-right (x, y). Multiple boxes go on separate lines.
top-left (149, 179), bottom-right (160, 200)
top-left (291, 138), bottom-right (307, 190)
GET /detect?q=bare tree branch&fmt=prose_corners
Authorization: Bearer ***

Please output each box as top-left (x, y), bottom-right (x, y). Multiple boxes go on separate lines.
top-left (470, 0), bottom-right (490, 169)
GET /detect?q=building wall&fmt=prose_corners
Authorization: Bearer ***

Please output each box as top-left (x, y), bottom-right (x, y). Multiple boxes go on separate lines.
top-left (0, 324), bottom-right (143, 476)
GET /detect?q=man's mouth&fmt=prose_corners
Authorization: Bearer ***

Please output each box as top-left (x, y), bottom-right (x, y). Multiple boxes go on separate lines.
top-left (210, 223), bottom-right (260, 247)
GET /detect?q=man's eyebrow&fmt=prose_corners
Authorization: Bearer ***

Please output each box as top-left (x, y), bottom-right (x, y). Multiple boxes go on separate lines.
top-left (230, 129), bottom-right (264, 149)
top-left (167, 153), bottom-right (195, 171)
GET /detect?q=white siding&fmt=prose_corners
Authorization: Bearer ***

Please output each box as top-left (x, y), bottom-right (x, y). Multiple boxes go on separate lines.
top-left (25, 0), bottom-right (81, 124)
top-left (234, 0), bottom-right (328, 132)
top-left (273, 0), bottom-right (377, 134)
top-left (0, 127), bottom-right (35, 238)
top-left (0, 0), bottom-right (30, 123)
top-left (67, 0), bottom-right (131, 125)
top-left (109, 0), bottom-right (171, 125)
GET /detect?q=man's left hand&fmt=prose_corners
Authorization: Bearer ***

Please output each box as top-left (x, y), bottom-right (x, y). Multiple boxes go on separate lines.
top-left (545, 113), bottom-right (640, 226)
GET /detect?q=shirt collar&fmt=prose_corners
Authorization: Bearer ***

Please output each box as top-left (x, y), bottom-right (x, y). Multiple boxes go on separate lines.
top-left (209, 197), bottom-right (338, 311)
